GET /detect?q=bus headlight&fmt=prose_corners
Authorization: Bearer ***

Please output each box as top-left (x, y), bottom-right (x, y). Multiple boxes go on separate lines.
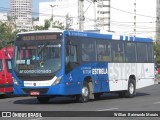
top-left (12, 77), bottom-right (19, 86)
top-left (52, 76), bottom-right (63, 86)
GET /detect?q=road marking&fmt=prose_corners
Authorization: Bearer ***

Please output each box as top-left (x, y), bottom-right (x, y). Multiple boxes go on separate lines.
top-left (96, 108), bottom-right (119, 111)
top-left (153, 101), bottom-right (160, 104)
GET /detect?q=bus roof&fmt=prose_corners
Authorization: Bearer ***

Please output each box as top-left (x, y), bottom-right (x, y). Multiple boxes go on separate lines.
top-left (17, 30), bottom-right (153, 43)
top-left (64, 30), bottom-right (153, 43)
top-left (17, 30), bottom-right (63, 35)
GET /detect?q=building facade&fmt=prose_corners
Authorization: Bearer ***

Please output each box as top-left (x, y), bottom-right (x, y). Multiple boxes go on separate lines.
top-left (10, 0), bottom-right (33, 30)
top-left (96, 0), bottom-right (111, 31)
top-left (0, 13), bottom-right (8, 22)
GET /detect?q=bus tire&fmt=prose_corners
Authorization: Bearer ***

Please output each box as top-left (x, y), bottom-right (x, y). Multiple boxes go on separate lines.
top-left (76, 81), bottom-right (90, 103)
top-left (125, 79), bottom-right (136, 98)
top-left (37, 96), bottom-right (50, 104)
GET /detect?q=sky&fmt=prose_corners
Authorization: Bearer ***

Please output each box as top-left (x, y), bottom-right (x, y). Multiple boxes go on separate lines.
top-left (0, 0), bottom-right (52, 17)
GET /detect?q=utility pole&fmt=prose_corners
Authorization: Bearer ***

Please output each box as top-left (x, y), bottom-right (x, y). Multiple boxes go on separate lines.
top-left (50, 5), bottom-right (57, 28)
top-left (134, 0), bottom-right (136, 36)
top-left (93, 0), bottom-right (97, 29)
top-left (66, 13), bottom-right (70, 30)
top-left (78, 0), bottom-right (84, 31)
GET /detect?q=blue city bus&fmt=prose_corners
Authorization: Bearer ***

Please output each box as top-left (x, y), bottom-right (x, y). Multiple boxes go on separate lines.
top-left (12, 30), bottom-right (155, 103)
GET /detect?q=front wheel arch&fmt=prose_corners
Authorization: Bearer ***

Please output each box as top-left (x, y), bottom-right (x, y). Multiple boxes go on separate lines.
top-left (76, 81), bottom-right (90, 103)
top-left (76, 76), bottom-right (93, 103)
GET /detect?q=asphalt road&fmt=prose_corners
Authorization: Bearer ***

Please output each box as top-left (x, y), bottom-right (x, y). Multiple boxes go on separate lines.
top-left (0, 84), bottom-right (160, 120)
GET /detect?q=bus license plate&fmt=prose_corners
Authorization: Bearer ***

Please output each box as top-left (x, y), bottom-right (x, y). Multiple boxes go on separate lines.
top-left (30, 91), bottom-right (40, 96)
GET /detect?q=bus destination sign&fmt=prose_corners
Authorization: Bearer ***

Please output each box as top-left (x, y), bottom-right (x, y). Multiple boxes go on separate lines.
top-left (21, 34), bottom-right (57, 41)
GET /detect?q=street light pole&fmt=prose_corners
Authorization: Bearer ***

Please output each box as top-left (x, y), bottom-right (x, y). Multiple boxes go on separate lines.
top-left (50, 5), bottom-right (57, 28)
top-left (78, 0), bottom-right (84, 31)
top-left (92, 0), bottom-right (97, 29)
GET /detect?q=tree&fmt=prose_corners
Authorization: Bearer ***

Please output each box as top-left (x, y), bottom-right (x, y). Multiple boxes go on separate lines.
top-left (32, 17), bottom-right (39, 21)
top-left (33, 17), bottom-right (64, 30)
top-left (44, 19), bottom-right (50, 30)
top-left (50, 16), bottom-right (64, 29)
top-left (33, 25), bottom-right (45, 30)
top-left (154, 42), bottom-right (160, 65)
top-left (0, 22), bottom-right (17, 49)
top-left (52, 20), bottom-right (64, 30)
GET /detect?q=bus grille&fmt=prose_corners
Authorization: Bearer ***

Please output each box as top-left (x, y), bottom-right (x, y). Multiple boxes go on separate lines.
top-left (22, 88), bottom-right (48, 95)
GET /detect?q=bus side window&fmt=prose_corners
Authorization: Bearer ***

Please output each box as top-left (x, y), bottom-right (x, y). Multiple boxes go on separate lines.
top-left (137, 43), bottom-right (148, 63)
top-left (5, 59), bottom-right (12, 73)
top-left (70, 46), bottom-right (77, 62)
top-left (147, 44), bottom-right (154, 63)
top-left (112, 41), bottom-right (124, 62)
top-left (66, 45), bottom-right (77, 63)
top-left (125, 42), bottom-right (136, 62)
top-left (81, 40), bottom-right (95, 62)
top-left (82, 50), bottom-right (89, 61)
top-left (65, 45), bottom-right (78, 73)
top-left (97, 41), bottom-right (112, 62)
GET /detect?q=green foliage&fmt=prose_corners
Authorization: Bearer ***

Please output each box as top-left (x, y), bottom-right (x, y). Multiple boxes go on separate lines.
top-left (154, 42), bottom-right (160, 64)
top-left (44, 19), bottom-right (50, 30)
top-left (33, 19), bottom-right (51, 30)
top-left (34, 25), bottom-right (45, 30)
top-left (32, 17), bottom-right (39, 21)
top-left (33, 18), bottom-right (64, 30)
top-left (0, 22), bottom-right (17, 49)
top-left (52, 21), bottom-right (64, 30)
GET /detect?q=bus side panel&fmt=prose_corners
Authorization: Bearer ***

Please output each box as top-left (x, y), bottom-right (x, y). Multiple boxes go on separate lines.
top-left (136, 63), bottom-right (155, 89)
top-left (65, 62), bottom-right (110, 95)
top-left (108, 63), bottom-right (124, 91)
top-left (108, 63), bottom-right (155, 92)
top-left (108, 63), bottom-right (138, 91)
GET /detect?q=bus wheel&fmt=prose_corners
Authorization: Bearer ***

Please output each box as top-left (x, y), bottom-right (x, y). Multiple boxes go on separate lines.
top-left (76, 81), bottom-right (90, 103)
top-left (37, 96), bottom-right (50, 104)
top-left (125, 79), bottom-right (136, 98)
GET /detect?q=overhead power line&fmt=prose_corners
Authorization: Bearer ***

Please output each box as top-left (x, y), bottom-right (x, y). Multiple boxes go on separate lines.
top-left (111, 7), bottom-right (157, 19)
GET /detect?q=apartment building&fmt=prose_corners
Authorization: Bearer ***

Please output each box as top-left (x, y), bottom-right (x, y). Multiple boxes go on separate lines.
top-left (10, 0), bottom-right (33, 30)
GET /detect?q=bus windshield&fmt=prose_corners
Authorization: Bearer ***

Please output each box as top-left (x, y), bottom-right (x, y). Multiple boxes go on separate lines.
top-left (14, 39), bottom-right (62, 76)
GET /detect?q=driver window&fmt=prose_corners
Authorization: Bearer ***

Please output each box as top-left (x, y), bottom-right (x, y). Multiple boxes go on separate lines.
top-left (66, 45), bottom-right (77, 63)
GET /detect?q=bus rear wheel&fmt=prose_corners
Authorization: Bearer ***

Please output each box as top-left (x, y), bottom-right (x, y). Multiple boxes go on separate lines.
top-left (37, 96), bottom-right (50, 104)
top-left (125, 79), bottom-right (136, 98)
top-left (76, 81), bottom-right (90, 103)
